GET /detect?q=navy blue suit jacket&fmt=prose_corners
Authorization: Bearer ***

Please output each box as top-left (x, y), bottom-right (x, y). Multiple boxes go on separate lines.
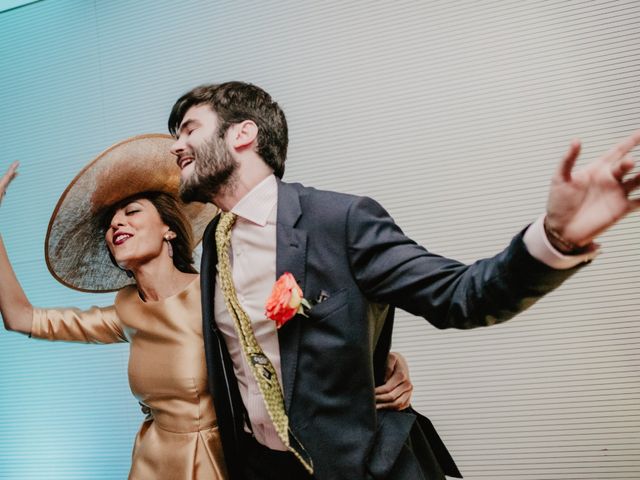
top-left (199, 180), bottom-right (579, 480)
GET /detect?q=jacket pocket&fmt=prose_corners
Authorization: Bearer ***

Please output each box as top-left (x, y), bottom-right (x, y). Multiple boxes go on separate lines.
top-left (308, 288), bottom-right (348, 320)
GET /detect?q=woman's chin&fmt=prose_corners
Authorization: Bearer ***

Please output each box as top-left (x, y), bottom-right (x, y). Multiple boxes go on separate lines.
top-left (114, 258), bottom-right (134, 272)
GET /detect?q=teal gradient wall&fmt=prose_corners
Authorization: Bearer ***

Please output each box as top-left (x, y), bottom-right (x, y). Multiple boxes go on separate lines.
top-left (0, 1), bottom-right (284, 477)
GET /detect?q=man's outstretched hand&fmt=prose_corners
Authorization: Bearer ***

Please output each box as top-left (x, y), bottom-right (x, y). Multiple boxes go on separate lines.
top-left (545, 131), bottom-right (640, 253)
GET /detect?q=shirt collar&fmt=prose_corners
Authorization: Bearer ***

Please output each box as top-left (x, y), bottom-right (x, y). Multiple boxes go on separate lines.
top-left (231, 174), bottom-right (278, 227)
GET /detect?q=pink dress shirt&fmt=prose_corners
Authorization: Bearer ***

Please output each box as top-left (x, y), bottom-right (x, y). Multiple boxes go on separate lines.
top-left (213, 174), bottom-right (287, 450)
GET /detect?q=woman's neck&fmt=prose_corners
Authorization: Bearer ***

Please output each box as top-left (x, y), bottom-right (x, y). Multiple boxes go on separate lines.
top-left (131, 258), bottom-right (196, 302)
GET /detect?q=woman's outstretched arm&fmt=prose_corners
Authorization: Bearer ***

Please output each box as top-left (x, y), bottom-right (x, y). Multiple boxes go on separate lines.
top-left (0, 162), bottom-right (33, 334)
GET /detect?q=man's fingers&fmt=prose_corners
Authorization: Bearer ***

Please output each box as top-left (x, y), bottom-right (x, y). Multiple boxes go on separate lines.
top-left (558, 139), bottom-right (581, 182)
top-left (630, 197), bottom-right (640, 212)
top-left (622, 172), bottom-right (640, 194)
top-left (611, 156), bottom-right (635, 181)
top-left (604, 130), bottom-right (640, 164)
top-left (559, 131), bottom-right (640, 182)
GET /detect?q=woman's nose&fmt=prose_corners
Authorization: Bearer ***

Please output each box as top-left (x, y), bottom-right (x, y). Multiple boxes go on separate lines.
top-left (110, 212), bottom-right (126, 229)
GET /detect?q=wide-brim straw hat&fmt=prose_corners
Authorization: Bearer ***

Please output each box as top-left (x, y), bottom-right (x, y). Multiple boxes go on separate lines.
top-left (45, 133), bottom-right (218, 293)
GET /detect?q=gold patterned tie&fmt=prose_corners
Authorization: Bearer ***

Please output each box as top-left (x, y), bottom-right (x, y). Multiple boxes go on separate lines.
top-left (215, 212), bottom-right (313, 474)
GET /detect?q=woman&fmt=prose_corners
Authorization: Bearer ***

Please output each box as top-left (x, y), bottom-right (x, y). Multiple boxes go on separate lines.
top-left (0, 135), bottom-right (414, 479)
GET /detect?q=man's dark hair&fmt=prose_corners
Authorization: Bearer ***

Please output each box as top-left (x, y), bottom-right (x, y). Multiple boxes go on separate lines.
top-left (168, 81), bottom-right (288, 178)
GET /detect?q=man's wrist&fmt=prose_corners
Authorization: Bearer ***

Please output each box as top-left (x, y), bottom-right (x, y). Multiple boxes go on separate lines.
top-left (524, 215), bottom-right (600, 269)
top-left (542, 216), bottom-right (592, 255)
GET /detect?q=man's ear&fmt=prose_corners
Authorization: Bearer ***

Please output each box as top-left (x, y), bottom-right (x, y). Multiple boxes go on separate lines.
top-left (230, 120), bottom-right (258, 150)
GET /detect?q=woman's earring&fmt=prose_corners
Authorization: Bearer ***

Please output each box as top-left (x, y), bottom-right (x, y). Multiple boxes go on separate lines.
top-left (126, 270), bottom-right (134, 278)
top-left (164, 234), bottom-right (174, 258)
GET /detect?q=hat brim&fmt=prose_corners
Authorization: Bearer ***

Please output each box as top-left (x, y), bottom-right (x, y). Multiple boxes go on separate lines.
top-left (45, 133), bottom-right (218, 293)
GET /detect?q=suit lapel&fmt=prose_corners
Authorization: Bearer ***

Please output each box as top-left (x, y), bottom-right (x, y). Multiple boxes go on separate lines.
top-left (200, 214), bottom-right (220, 330)
top-left (275, 181), bottom-right (308, 412)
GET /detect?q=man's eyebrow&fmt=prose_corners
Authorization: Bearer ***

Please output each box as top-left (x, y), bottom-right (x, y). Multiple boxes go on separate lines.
top-left (178, 118), bottom-right (198, 134)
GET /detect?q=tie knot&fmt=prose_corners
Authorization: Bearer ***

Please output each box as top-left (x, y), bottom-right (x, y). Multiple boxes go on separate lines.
top-left (215, 211), bottom-right (237, 253)
top-left (217, 211), bottom-right (237, 235)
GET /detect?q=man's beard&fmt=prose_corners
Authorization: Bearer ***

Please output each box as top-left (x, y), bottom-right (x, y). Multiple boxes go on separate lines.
top-left (179, 133), bottom-right (238, 204)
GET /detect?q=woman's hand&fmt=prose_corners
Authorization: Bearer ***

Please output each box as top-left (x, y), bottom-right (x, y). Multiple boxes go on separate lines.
top-left (0, 161), bottom-right (33, 334)
top-left (375, 351), bottom-right (414, 410)
top-left (0, 161), bottom-right (19, 205)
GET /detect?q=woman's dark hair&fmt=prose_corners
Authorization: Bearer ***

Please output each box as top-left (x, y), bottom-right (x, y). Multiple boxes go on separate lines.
top-left (101, 191), bottom-right (197, 275)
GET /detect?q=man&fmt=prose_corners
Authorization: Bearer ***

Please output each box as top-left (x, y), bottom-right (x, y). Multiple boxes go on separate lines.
top-left (168, 81), bottom-right (640, 480)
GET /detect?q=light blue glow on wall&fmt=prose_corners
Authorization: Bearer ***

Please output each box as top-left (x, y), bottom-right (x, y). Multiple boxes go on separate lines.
top-left (0, 0), bottom-right (39, 13)
top-left (1, 1), bottom-right (173, 478)
top-left (0, 3), bottom-right (131, 479)
top-left (1, 1), bottom-right (312, 477)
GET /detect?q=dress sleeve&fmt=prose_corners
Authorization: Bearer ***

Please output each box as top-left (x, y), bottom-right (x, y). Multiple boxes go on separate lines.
top-left (31, 305), bottom-right (127, 344)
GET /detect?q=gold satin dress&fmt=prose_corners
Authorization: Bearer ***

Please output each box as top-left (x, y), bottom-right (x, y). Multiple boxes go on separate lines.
top-left (31, 276), bottom-right (228, 480)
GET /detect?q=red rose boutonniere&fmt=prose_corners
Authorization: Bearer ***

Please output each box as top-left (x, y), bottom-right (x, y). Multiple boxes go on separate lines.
top-left (265, 272), bottom-right (311, 328)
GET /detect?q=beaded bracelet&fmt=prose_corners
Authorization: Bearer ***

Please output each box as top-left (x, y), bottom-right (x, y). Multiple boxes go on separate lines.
top-left (543, 217), bottom-right (591, 255)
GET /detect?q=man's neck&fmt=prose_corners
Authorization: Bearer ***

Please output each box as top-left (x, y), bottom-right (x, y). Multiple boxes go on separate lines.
top-left (213, 160), bottom-right (274, 212)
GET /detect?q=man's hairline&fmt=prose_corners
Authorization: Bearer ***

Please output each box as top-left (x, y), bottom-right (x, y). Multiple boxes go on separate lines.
top-left (174, 102), bottom-right (219, 138)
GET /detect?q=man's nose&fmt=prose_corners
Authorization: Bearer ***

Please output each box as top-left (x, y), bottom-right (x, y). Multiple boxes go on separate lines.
top-left (170, 137), bottom-right (184, 156)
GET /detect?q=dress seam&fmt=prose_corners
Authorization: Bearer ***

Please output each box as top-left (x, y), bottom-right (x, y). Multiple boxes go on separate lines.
top-left (193, 375), bottom-right (202, 431)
